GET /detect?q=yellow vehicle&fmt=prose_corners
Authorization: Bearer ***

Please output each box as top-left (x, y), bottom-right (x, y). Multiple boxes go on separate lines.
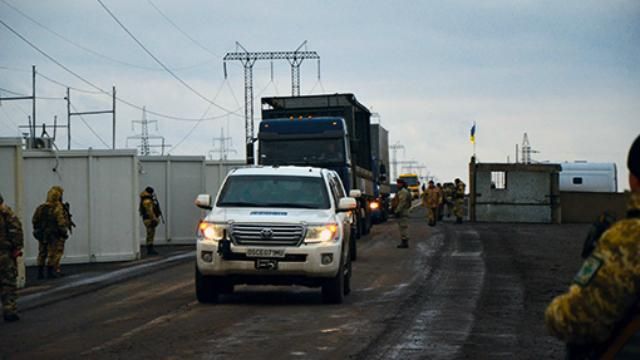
top-left (398, 173), bottom-right (421, 199)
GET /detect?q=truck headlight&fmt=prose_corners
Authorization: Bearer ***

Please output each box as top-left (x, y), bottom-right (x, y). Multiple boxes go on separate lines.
top-left (304, 224), bottom-right (339, 243)
top-left (198, 222), bottom-right (226, 241)
top-left (369, 201), bottom-right (380, 210)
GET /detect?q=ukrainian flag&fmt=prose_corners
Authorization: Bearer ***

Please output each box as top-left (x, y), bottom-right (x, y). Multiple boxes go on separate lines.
top-left (470, 122), bottom-right (476, 144)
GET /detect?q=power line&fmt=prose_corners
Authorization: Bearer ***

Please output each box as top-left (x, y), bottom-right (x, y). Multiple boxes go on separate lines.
top-left (168, 77), bottom-right (228, 153)
top-left (146, 0), bottom-right (220, 58)
top-left (0, 17), bottom-right (242, 122)
top-left (0, 0), bottom-right (217, 72)
top-left (96, 0), bottom-right (237, 114)
top-left (70, 102), bottom-right (110, 148)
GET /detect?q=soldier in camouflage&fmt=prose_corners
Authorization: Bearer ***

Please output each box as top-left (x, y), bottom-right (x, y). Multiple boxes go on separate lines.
top-left (0, 193), bottom-right (24, 322)
top-left (41, 186), bottom-right (70, 278)
top-left (139, 187), bottom-right (160, 256)
top-left (422, 180), bottom-right (440, 226)
top-left (32, 186), bottom-right (70, 279)
top-left (545, 134), bottom-right (640, 358)
top-left (436, 183), bottom-right (445, 221)
top-left (393, 179), bottom-right (412, 248)
top-left (453, 178), bottom-right (466, 224)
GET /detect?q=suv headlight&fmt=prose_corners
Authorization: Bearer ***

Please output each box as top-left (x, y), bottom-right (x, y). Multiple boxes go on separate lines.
top-left (198, 222), bottom-right (227, 241)
top-left (304, 223), bottom-right (339, 243)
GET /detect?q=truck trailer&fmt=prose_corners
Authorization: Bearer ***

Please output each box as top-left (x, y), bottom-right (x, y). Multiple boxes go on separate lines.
top-left (370, 123), bottom-right (390, 223)
top-left (258, 94), bottom-right (377, 259)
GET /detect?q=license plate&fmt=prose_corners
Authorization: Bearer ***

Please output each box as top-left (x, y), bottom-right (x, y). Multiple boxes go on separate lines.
top-left (255, 259), bottom-right (278, 270)
top-left (246, 248), bottom-right (285, 258)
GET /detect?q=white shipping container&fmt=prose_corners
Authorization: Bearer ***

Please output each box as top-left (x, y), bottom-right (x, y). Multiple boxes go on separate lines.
top-left (559, 162), bottom-right (617, 192)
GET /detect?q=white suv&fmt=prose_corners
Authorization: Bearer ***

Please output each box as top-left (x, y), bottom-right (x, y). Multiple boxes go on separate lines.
top-left (194, 166), bottom-right (356, 304)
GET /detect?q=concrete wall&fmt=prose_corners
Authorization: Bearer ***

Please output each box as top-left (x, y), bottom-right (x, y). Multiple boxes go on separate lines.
top-left (560, 191), bottom-right (629, 223)
top-left (472, 163), bottom-right (561, 223)
top-left (21, 149), bottom-right (139, 265)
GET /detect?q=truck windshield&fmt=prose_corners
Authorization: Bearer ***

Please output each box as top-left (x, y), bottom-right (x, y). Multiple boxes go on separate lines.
top-left (217, 175), bottom-right (331, 209)
top-left (260, 139), bottom-right (344, 165)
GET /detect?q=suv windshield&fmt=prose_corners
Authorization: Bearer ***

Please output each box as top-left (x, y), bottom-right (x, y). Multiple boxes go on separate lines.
top-left (260, 139), bottom-right (344, 165)
top-left (217, 175), bottom-right (331, 209)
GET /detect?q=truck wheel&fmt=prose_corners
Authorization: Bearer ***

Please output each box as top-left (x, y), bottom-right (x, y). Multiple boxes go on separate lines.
top-left (195, 267), bottom-right (219, 304)
top-left (322, 257), bottom-right (345, 304)
top-left (362, 210), bottom-right (372, 235)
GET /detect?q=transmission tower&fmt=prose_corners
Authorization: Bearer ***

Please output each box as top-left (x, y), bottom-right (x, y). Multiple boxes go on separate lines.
top-left (521, 132), bottom-right (539, 164)
top-left (223, 41), bottom-right (320, 164)
top-left (126, 106), bottom-right (169, 155)
top-left (208, 127), bottom-right (237, 160)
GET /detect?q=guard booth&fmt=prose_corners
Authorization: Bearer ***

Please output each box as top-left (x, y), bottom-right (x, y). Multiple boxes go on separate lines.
top-left (469, 160), bottom-right (561, 223)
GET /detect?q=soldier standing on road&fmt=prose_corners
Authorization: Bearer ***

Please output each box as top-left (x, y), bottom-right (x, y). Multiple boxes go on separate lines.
top-left (453, 178), bottom-right (466, 224)
top-left (393, 179), bottom-right (412, 248)
top-left (545, 134), bottom-right (640, 358)
top-left (436, 183), bottom-right (445, 221)
top-left (422, 181), bottom-right (440, 227)
top-left (0, 193), bottom-right (24, 322)
top-left (139, 186), bottom-right (160, 256)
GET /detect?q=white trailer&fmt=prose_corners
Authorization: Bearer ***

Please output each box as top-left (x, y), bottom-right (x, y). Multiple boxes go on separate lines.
top-left (559, 162), bottom-right (617, 192)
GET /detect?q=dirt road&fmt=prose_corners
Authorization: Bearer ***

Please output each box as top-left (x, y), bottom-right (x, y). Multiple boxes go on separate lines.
top-left (0, 209), bottom-right (587, 359)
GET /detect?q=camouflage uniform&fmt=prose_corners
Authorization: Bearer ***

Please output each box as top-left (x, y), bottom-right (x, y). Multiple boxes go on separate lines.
top-left (46, 186), bottom-right (70, 276)
top-left (422, 184), bottom-right (441, 226)
top-left (139, 189), bottom-right (160, 255)
top-left (0, 199), bottom-right (24, 321)
top-left (442, 182), bottom-right (455, 218)
top-left (436, 183), bottom-right (445, 221)
top-left (453, 180), bottom-right (466, 223)
top-left (394, 186), bottom-right (412, 248)
top-left (545, 192), bottom-right (640, 353)
top-left (33, 187), bottom-right (69, 278)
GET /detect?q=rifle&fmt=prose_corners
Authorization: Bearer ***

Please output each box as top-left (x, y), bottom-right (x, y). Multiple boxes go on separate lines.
top-left (581, 212), bottom-right (615, 259)
top-left (63, 201), bottom-right (77, 234)
top-left (152, 194), bottom-right (165, 224)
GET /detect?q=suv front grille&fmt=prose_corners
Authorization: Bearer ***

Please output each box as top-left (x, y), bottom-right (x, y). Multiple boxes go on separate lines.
top-left (230, 223), bottom-right (305, 247)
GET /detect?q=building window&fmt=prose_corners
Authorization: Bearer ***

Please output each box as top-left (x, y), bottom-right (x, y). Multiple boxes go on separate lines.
top-left (572, 177), bottom-right (583, 185)
top-left (491, 171), bottom-right (507, 190)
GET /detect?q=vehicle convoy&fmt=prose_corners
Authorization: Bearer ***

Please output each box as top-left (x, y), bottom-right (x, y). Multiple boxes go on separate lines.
top-left (194, 166), bottom-right (356, 304)
top-left (559, 162), bottom-right (618, 192)
top-left (398, 173), bottom-right (421, 199)
top-left (370, 124), bottom-right (390, 223)
top-left (258, 93), bottom-right (382, 258)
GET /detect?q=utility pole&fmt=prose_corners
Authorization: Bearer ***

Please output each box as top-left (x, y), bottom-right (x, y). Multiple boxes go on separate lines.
top-left (223, 41), bottom-right (320, 164)
top-left (0, 65), bottom-right (37, 141)
top-left (389, 142), bottom-right (405, 180)
top-left (66, 86), bottom-right (116, 149)
top-left (126, 106), bottom-right (169, 155)
top-left (521, 132), bottom-right (539, 164)
top-left (208, 127), bottom-right (237, 160)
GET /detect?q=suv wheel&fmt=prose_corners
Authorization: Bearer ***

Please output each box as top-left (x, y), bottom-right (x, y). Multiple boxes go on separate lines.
top-left (350, 233), bottom-right (357, 261)
top-left (322, 256), bottom-right (345, 304)
top-left (343, 252), bottom-right (352, 295)
top-left (195, 267), bottom-right (219, 303)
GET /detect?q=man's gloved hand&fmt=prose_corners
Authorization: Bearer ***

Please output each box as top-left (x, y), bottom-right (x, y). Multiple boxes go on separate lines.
top-left (11, 249), bottom-right (23, 258)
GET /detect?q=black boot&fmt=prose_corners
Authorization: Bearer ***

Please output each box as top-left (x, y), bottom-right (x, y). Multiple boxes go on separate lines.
top-left (146, 245), bottom-right (158, 256)
top-left (397, 239), bottom-right (409, 248)
top-left (37, 266), bottom-right (45, 280)
top-left (456, 217), bottom-right (463, 224)
top-left (3, 312), bottom-right (20, 322)
top-left (47, 266), bottom-right (58, 279)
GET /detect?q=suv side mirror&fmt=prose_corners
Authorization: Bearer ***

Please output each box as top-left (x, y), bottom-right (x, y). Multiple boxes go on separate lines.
top-left (349, 189), bottom-right (362, 198)
top-left (195, 194), bottom-right (212, 210)
top-left (338, 197), bottom-right (357, 212)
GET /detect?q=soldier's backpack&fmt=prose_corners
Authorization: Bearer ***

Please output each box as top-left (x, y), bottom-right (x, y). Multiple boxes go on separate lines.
top-left (32, 203), bottom-right (53, 241)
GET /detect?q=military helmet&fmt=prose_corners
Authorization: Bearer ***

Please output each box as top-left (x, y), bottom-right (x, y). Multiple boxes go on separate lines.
top-left (629, 134), bottom-right (640, 178)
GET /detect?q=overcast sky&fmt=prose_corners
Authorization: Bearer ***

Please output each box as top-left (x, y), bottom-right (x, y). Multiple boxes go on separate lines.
top-left (1, 0), bottom-right (638, 190)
